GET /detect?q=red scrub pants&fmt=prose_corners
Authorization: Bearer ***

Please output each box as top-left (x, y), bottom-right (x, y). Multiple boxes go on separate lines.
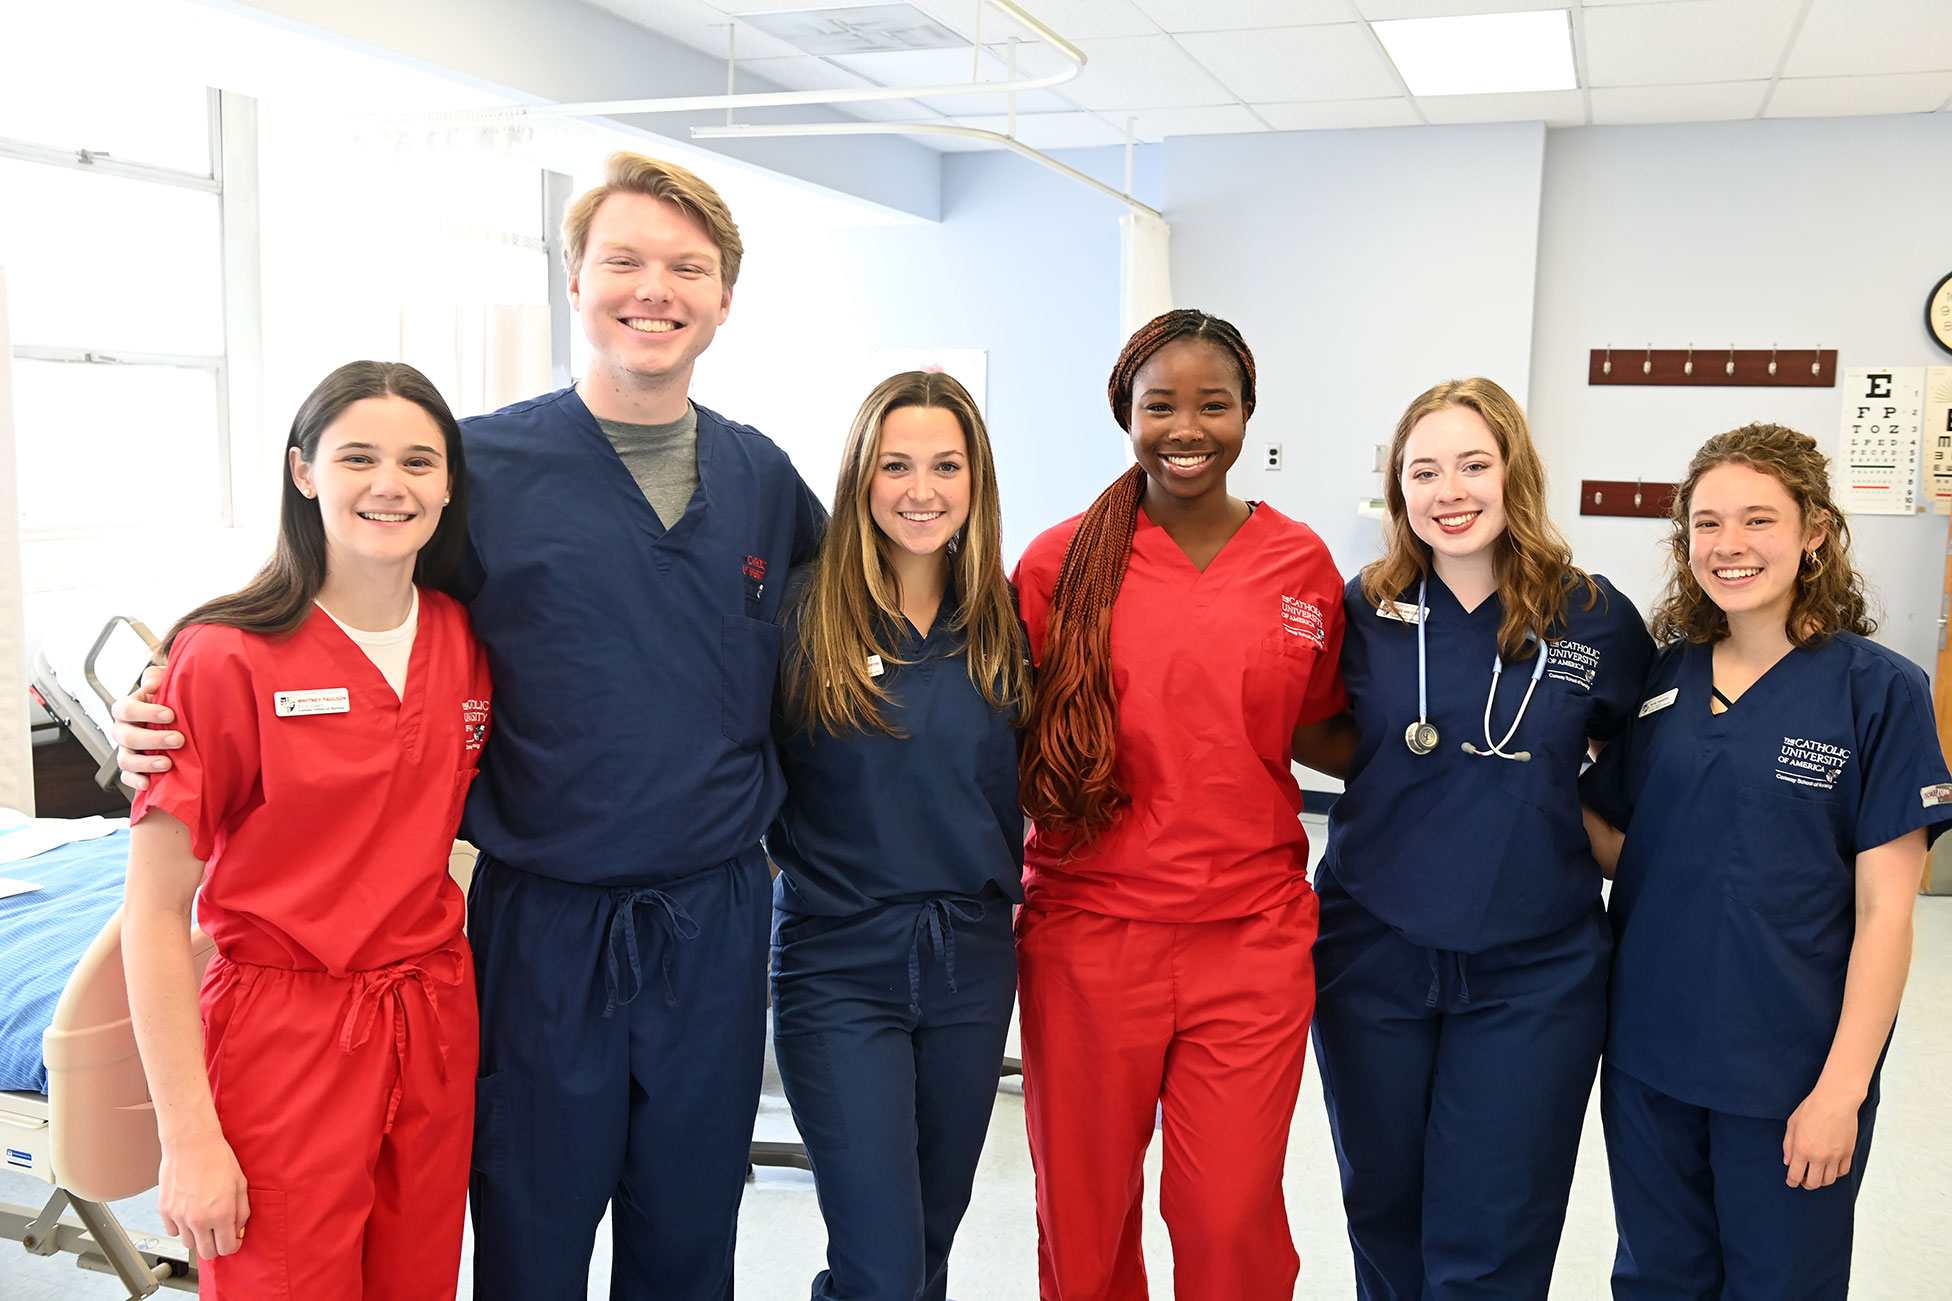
top-left (195, 940), bottom-right (477, 1300)
top-left (1017, 893), bottom-right (1318, 1301)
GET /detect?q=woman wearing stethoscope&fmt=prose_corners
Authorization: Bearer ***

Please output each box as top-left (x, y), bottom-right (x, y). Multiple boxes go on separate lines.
top-left (1311, 378), bottom-right (1654, 1299)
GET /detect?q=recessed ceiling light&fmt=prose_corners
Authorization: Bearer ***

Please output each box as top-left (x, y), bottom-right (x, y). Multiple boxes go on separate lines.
top-left (740, 4), bottom-right (967, 56)
top-left (1372, 9), bottom-right (1576, 98)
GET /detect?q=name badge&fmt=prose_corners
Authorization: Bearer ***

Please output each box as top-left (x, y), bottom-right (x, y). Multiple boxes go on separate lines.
top-left (274, 687), bottom-right (350, 717)
top-left (866, 655), bottom-right (884, 679)
top-left (1638, 687), bottom-right (1678, 718)
top-left (1376, 600), bottom-right (1422, 624)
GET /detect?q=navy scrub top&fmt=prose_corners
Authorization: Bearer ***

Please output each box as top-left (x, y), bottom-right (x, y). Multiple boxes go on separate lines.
top-left (768, 583), bottom-right (1025, 918)
top-left (1583, 633), bottom-right (1952, 1119)
top-left (1325, 571), bottom-right (1653, 952)
top-left (451, 389), bottom-right (826, 887)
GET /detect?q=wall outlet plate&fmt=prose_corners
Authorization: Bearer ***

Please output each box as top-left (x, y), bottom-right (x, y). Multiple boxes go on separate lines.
top-left (1263, 442), bottom-right (1282, 470)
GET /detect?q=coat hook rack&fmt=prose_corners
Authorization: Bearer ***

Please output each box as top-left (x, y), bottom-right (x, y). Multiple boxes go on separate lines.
top-left (1581, 478), bottom-right (1678, 518)
top-left (1588, 345), bottom-right (1837, 387)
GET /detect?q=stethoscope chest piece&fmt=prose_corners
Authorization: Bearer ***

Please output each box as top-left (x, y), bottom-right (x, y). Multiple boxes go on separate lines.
top-left (1405, 720), bottom-right (1440, 755)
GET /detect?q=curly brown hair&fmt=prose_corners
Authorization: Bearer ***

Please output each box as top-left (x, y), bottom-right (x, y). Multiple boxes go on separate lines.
top-left (1650, 422), bottom-right (1875, 646)
top-left (1361, 377), bottom-right (1597, 660)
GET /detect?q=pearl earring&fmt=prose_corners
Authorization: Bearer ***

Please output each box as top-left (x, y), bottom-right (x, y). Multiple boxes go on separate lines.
top-left (442, 495), bottom-right (451, 506)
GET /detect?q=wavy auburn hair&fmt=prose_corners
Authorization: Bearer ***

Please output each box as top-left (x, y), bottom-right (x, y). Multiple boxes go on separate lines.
top-left (784, 371), bottom-right (1030, 736)
top-left (1020, 309), bottom-right (1257, 848)
top-left (1651, 423), bottom-right (1873, 646)
top-left (1362, 377), bottom-right (1596, 660)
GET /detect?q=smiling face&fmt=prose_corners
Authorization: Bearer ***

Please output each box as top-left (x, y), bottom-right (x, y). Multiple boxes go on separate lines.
top-left (569, 191), bottom-right (732, 394)
top-left (1687, 461), bottom-right (1825, 629)
top-left (869, 404), bottom-right (971, 562)
top-left (1126, 338), bottom-right (1247, 506)
top-left (1400, 403), bottom-right (1509, 570)
top-left (290, 395), bottom-right (450, 577)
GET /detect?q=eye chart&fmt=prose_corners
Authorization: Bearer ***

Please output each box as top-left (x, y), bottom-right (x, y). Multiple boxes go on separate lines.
top-left (1837, 368), bottom-right (1924, 515)
top-left (1928, 368), bottom-right (1952, 515)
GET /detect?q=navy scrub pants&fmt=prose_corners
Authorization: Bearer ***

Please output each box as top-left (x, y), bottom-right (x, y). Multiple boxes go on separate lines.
top-left (1602, 1063), bottom-right (1877, 1301)
top-left (467, 848), bottom-right (770, 1301)
top-left (771, 893), bottom-right (1017, 1301)
top-left (1311, 869), bottom-right (1609, 1300)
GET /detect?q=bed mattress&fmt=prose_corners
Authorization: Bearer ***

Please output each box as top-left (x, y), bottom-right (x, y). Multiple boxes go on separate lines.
top-left (0, 830), bottom-right (130, 1092)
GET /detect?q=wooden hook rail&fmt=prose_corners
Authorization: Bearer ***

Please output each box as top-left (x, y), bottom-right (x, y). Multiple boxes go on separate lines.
top-left (1589, 346), bottom-right (1837, 387)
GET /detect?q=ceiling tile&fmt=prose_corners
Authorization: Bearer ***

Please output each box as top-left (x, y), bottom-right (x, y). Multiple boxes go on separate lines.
top-left (1417, 88), bottom-right (1586, 125)
top-left (585, 0), bottom-right (809, 61)
top-left (732, 55), bottom-right (878, 92)
top-left (1784, 0), bottom-right (1952, 78)
top-left (1584, 0), bottom-right (1806, 87)
top-left (948, 111), bottom-right (1132, 147)
top-left (1121, 103), bottom-right (1272, 140)
top-left (1062, 34), bottom-right (1238, 108)
top-left (1589, 80), bottom-right (1769, 123)
top-left (1354, 0), bottom-right (1569, 16)
top-left (1254, 97), bottom-right (1422, 129)
top-left (908, 0), bottom-right (1158, 42)
top-left (1133, 0), bottom-right (1355, 31)
top-left (1176, 24), bottom-right (1402, 103)
top-left (1766, 70), bottom-right (1952, 117)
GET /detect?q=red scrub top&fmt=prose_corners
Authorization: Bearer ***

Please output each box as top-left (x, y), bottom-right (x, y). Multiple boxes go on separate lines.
top-left (132, 589), bottom-right (490, 974)
top-left (1013, 503), bottom-right (1347, 923)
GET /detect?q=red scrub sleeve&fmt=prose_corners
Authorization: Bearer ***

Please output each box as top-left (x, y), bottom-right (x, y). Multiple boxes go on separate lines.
top-left (1295, 578), bottom-right (1350, 728)
top-left (130, 624), bottom-right (265, 865)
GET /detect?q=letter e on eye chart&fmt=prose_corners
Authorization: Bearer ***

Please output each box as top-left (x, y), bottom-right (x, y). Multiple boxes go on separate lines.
top-left (1838, 367), bottom-right (1924, 515)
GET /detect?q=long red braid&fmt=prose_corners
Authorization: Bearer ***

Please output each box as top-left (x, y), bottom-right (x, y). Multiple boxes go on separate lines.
top-left (1020, 309), bottom-right (1258, 849)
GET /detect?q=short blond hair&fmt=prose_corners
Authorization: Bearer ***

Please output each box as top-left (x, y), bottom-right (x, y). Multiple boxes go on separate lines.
top-left (562, 151), bottom-right (744, 288)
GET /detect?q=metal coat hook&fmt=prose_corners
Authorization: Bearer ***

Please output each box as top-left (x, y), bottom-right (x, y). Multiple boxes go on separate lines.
top-left (1727, 344), bottom-right (1736, 377)
top-left (1634, 478), bottom-right (1643, 510)
top-left (1812, 345), bottom-right (1822, 376)
top-left (1643, 344), bottom-right (1653, 377)
top-left (1603, 345), bottom-right (1612, 377)
top-left (1684, 344), bottom-right (1694, 377)
top-left (1769, 343), bottom-right (1778, 377)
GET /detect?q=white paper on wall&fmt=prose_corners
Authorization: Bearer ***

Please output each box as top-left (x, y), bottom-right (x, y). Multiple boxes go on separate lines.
top-left (1837, 367), bottom-right (1924, 516)
top-left (1927, 367), bottom-right (1952, 516)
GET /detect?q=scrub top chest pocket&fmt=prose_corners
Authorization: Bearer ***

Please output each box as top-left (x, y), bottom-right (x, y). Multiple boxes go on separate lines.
top-left (722, 615), bottom-right (784, 748)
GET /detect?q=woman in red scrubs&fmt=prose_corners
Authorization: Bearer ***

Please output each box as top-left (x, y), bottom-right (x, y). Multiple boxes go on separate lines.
top-left (123, 361), bottom-right (490, 1300)
top-left (1014, 310), bottom-right (1352, 1300)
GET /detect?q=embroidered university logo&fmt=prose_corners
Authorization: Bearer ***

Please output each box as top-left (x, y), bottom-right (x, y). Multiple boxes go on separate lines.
top-left (1280, 596), bottom-right (1326, 648)
top-left (1546, 640), bottom-right (1599, 691)
top-left (462, 698), bottom-right (489, 752)
top-left (1776, 736), bottom-right (1850, 791)
top-left (744, 555), bottom-right (768, 583)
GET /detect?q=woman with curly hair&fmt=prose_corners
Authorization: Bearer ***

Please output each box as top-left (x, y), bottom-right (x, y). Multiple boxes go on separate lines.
top-left (1014, 309), bottom-right (1352, 1300)
top-left (1312, 378), bottom-right (1652, 1298)
top-left (1583, 423), bottom-right (1952, 1298)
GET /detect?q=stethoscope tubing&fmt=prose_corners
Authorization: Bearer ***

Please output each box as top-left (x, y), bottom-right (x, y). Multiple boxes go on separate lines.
top-left (1412, 576), bottom-right (1546, 762)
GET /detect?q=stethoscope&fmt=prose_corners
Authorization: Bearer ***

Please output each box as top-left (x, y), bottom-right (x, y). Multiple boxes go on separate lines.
top-left (1405, 577), bottom-right (1547, 762)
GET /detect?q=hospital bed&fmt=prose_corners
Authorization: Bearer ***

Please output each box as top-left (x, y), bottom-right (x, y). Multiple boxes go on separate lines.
top-left (1, 826), bottom-right (201, 1295)
top-left (30, 615), bottom-right (160, 801)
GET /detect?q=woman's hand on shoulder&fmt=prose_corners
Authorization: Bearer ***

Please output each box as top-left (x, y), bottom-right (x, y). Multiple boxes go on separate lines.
top-left (111, 663), bottom-right (181, 791)
top-left (157, 1127), bottom-right (251, 1259)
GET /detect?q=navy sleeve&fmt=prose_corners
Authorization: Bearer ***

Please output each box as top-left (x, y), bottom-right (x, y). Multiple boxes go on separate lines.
top-left (1850, 649), bottom-right (1952, 852)
top-left (442, 524), bottom-right (485, 605)
top-left (790, 468), bottom-right (829, 569)
top-left (1584, 577), bottom-right (1656, 744)
top-left (1580, 721), bottom-right (1637, 832)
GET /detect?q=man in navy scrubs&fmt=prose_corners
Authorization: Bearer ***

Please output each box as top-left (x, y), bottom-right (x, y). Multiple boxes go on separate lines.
top-left (118, 151), bottom-right (826, 1300)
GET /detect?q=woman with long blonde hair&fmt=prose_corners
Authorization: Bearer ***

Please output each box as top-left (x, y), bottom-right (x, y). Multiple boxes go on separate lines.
top-left (768, 370), bottom-right (1030, 1301)
top-left (1312, 378), bottom-right (1653, 1298)
top-left (1584, 424), bottom-right (1949, 1298)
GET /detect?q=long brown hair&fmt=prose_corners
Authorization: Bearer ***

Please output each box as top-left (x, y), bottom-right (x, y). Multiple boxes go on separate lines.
top-left (784, 371), bottom-right (1030, 736)
top-left (163, 361), bottom-right (468, 652)
top-left (1361, 377), bottom-right (1596, 660)
top-left (1651, 422), bottom-right (1873, 646)
top-left (1020, 309), bottom-right (1257, 847)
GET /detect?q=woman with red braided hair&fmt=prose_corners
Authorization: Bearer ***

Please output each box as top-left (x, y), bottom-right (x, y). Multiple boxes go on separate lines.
top-left (1013, 309), bottom-right (1355, 1300)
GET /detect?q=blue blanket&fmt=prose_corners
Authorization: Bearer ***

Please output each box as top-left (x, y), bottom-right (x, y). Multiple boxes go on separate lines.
top-left (0, 830), bottom-right (129, 1092)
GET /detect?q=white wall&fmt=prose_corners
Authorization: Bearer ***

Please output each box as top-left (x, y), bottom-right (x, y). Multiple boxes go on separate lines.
top-left (1164, 123), bottom-right (1550, 581)
top-left (1530, 114), bottom-right (1952, 671)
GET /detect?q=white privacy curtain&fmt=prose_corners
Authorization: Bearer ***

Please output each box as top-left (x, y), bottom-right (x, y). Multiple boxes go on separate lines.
top-left (0, 267), bottom-right (33, 813)
top-left (1118, 211), bottom-right (1173, 342)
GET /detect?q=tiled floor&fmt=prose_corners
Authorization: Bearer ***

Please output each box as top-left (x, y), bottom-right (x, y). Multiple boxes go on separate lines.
top-left (8, 820), bottom-right (1951, 1298)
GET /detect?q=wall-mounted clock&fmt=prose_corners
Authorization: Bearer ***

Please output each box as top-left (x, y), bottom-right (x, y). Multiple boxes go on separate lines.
top-left (1930, 271), bottom-right (1952, 356)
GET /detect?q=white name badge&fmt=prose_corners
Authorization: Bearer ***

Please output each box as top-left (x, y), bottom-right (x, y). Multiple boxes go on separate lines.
top-left (1638, 687), bottom-right (1679, 718)
top-left (1376, 600), bottom-right (1422, 624)
top-left (274, 687), bottom-right (350, 717)
top-left (866, 655), bottom-right (884, 678)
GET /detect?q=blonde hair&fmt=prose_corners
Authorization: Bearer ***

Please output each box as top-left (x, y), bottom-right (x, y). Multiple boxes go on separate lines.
top-left (785, 372), bottom-right (1030, 736)
top-left (1361, 377), bottom-right (1598, 659)
top-left (562, 152), bottom-right (744, 288)
top-left (1651, 422), bottom-right (1873, 646)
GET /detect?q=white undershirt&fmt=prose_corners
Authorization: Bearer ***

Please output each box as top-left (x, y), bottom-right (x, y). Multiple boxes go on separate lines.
top-left (317, 589), bottom-right (418, 700)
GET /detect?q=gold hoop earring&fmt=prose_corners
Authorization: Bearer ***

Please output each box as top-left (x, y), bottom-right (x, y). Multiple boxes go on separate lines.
top-left (1803, 547), bottom-right (1824, 581)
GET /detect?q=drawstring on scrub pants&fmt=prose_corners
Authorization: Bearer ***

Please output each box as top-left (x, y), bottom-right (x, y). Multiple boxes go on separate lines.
top-left (603, 885), bottom-right (702, 1015)
top-left (907, 897), bottom-right (986, 1018)
top-left (336, 949), bottom-right (464, 1133)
